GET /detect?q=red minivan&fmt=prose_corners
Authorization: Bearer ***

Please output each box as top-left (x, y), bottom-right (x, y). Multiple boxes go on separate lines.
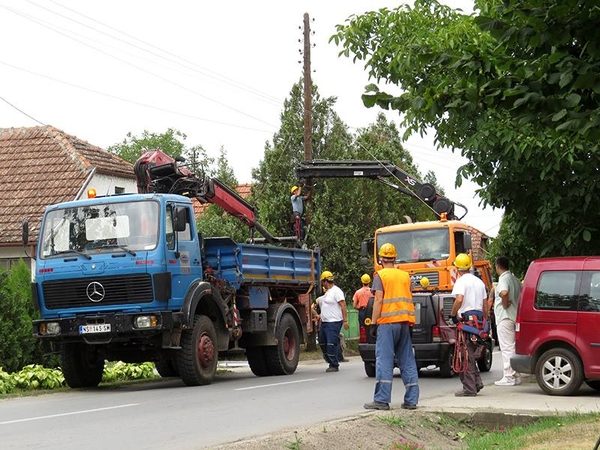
top-left (511, 257), bottom-right (600, 395)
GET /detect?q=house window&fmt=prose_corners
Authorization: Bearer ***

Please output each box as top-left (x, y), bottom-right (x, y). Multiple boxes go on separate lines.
top-left (115, 186), bottom-right (125, 194)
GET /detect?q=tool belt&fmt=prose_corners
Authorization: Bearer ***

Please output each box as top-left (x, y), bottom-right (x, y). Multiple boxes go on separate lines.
top-left (458, 310), bottom-right (490, 340)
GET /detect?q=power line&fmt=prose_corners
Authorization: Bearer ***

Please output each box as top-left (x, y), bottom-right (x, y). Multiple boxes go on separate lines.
top-left (1, 4), bottom-right (278, 127)
top-left (0, 60), bottom-right (272, 133)
top-left (43, 0), bottom-right (282, 105)
top-left (0, 95), bottom-right (45, 125)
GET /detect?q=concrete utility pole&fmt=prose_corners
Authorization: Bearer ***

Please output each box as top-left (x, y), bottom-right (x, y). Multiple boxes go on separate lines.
top-left (302, 12), bottom-right (313, 162)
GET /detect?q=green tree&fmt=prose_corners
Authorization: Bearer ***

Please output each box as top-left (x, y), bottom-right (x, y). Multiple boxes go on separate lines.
top-left (197, 147), bottom-right (248, 242)
top-left (253, 82), bottom-right (431, 294)
top-left (0, 261), bottom-right (40, 372)
top-left (333, 0), bottom-right (600, 262)
top-left (108, 128), bottom-right (187, 163)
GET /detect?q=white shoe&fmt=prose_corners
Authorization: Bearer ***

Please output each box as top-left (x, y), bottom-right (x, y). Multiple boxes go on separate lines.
top-left (494, 377), bottom-right (517, 386)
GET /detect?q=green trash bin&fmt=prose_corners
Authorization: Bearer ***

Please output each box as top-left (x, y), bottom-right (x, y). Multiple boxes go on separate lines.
top-left (342, 307), bottom-right (359, 341)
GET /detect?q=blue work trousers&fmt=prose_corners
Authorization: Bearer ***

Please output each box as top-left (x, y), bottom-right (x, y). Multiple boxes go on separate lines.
top-left (319, 321), bottom-right (342, 368)
top-left (374, 322), bottom-right (419, 406)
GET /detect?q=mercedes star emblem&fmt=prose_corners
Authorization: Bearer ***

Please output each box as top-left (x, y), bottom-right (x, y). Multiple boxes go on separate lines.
top-left (86, 281), bottom-right (105, 302)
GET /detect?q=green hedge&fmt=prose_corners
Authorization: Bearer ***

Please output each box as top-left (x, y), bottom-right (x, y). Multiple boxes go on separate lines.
top-left (0, 362), bottom-right (159, 395)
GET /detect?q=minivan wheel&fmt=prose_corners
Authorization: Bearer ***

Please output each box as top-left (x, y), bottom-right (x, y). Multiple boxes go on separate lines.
top-left (535, 348), bottom-right (583, 396)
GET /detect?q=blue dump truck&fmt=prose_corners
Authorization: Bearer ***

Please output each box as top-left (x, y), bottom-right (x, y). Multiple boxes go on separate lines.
top-left (26, 150), bottom-right (319, 388)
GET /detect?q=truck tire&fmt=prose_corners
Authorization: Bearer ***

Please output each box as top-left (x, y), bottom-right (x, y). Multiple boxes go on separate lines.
top-left (155, 353), bottom-right (179, 378)
top-left (535, 348), bottom-right (583, 396)
top-left (477, 340), bottom-right (493, 372)
top-left (246, 347), bottom-right (270, 377)
top-left (176, 315), bottom-right (218, 386)
top-left (264, 313), bottom-right (300, 375)
top-left (439, 346), bottom-right (455, 378)
top-left (364, 362), bottom-right (376, 378)
top-left (61, 343), bottom-right (104, 388)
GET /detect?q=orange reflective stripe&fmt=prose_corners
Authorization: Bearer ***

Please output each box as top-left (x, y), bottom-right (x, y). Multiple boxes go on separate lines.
top-left (380, 310), bottom-right (416, 318)
top-left (382, 297), bottom-right (412, 305)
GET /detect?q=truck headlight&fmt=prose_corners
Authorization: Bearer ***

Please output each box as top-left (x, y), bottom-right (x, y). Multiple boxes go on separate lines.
top-left (39, 322), bottom-right (61, 336)
top-left (134, 315), bottom-right (158, 329)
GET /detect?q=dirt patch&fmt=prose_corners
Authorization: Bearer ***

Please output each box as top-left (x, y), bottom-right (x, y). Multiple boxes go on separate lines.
top-left (215, 411), bottom-right (474, 450)
top-left (523, 419), bottom-right (600, 450)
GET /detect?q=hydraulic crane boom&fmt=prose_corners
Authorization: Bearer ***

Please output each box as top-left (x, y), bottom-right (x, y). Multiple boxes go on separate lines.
top-left (296, 159), bottom-right (467, 220)
top-left (134, 149), bottom-right (278, 243)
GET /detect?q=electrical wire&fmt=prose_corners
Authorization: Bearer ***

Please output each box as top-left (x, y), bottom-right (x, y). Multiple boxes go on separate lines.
top-left (0, 95), bottom-right (45, 125)
top-left (0, 59), bottom-right (272, 133)
top-left (1, 4), bottom-right (278, 127)
top-left (42, 0), bottom-right (282, 105)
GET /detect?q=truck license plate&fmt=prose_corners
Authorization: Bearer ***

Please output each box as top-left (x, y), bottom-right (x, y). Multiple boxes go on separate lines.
top-left (79, 324), bottom-right (111, 334)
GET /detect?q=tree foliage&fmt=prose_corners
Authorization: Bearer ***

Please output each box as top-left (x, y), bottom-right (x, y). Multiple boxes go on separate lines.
top-left (0, 261), bottom-right (50, 372)
top-left (252, 81), bottom-right (433, 294)
top-left (333, 0), bottom-right (600, 261)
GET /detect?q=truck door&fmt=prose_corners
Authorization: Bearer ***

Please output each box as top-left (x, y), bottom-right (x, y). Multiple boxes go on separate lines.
top-left (165, 203), bottom-right (202, 307)
top-left (578, 267), bottom-right (600, 377)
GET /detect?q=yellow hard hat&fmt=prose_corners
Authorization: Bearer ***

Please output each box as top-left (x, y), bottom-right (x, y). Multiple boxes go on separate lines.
top-left (454, 253), bottom-right (472, 270)
top-left (360, 273), bottom-right (371, 284)
top-left (379, 243), bottom-right (397, 259)
top-left (291, 185), bottom-right (299, 194)
top-left (320, 270), bottom-right (334, 282)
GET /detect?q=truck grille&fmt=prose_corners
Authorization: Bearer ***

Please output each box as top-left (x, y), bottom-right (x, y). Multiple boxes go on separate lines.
top-left (410, 271), bottom-right (440, 287)
top-left (43, 274), bottom-right (154, 309)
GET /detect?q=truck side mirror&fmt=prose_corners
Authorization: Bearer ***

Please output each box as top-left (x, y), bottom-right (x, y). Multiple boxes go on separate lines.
top-left (173, 207), bottom-right (188, 232)
top-left (360, 238), bottom-right (374, 258)
top-left (22, 220), bottom-right (29, 245)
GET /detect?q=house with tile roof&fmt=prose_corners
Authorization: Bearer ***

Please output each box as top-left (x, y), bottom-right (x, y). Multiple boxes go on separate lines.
top-left (0, 126), bottom-right (137, 270)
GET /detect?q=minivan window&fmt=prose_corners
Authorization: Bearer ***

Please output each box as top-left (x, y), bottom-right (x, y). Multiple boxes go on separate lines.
top-left (534, 271), bottom-right (579, 311)
top-left (580, 272), bottom-right (600, 312)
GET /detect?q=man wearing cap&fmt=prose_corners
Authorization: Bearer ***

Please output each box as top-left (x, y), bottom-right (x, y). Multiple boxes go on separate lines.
top-left (364, 243), bottom-right (419, 411)
top-left (313, 271), bottom-right (349, 373)
top-left (450, 253), bottom-right (489, 397)
top-left (353, 273), bottom-right (373, 327)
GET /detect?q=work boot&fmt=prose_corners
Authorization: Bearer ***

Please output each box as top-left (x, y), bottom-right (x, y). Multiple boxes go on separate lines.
top-left (476, 383), bottom-right (484, 392)
top-left (325, 366), bottom-right (339, 373)
top-left (455, 390), bottom-right (477, 397)
top-left (401, 403), bottom-right (417, 410)
top-left (340, 357), bottom-right (350, 363)
top-left (364, 401), bottom-right (390, 411)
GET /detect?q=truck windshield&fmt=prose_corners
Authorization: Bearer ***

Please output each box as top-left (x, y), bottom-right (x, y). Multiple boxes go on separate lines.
top-left (40, 200), bottom-right (159, 259)
top-left (377, 229), bottom-right (450, 263)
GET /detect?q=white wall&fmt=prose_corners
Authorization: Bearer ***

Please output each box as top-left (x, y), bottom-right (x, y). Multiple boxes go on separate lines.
top-left (78, 173), bottom-right (137, 199)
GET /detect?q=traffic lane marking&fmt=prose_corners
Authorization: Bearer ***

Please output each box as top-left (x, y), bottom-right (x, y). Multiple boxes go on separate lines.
top-left (234, 378), bottom-right (317, 391)
top-left (0, 403), bottom-right (139, 425)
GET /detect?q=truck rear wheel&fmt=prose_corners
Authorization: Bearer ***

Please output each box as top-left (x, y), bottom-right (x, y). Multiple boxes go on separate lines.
top-left (61, 343), bottom-right (104, 388)
top-left (177, 315), bottom-right (218, 386)
top-left (246, 347), bottom-right (270, 376)
top-left (265, 313), bottom-right (300, 375)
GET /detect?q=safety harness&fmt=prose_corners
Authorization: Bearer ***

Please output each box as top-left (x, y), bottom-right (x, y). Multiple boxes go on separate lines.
top-left (452, 310), bottom-right (489, 373)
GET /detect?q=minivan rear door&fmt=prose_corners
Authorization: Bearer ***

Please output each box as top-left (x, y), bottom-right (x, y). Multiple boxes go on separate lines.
top-left (578, 259), bottom-right (600, 377)
top-left (411, 293), bottom-right (435, 344)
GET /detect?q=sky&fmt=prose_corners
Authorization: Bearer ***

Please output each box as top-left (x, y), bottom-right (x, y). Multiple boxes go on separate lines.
top-left (0, 0), bottom-right (503, 237)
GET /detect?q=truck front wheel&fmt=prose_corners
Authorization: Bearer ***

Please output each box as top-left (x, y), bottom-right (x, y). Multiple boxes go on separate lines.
top-left (265, 313), bottom-right (300, 375)
top-left (61, 343), bottom-right (104, 388)
top-left (177, 315), bottom-right (218, 386)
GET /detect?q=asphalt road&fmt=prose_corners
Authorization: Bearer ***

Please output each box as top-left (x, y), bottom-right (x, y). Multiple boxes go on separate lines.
top-left (0, 352), bottom-right (505, 449)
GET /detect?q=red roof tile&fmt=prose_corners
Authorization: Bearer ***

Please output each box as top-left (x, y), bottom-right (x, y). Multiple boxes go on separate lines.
top-left (0, 126), bottom-right (134, 245)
